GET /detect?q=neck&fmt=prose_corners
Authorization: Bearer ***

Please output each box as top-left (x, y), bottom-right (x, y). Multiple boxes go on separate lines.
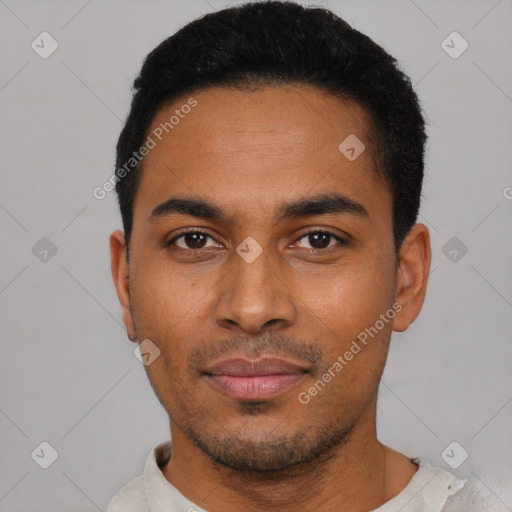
top-left (162, 399), bottom-right (417, 512)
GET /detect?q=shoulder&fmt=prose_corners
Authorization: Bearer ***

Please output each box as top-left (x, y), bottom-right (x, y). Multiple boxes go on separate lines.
top-left (106, 440), bottom-right (172, 512)
top-left (442, 475), bottom-right (509, 511)
top-left (106, 475), bottom-right (148, 512)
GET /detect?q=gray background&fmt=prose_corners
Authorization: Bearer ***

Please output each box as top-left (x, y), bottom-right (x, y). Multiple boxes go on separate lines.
top-left (1, 0), bottom-right (511, 510)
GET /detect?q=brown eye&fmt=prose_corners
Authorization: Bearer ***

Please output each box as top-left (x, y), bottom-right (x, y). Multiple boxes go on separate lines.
top-left (168, 231), bottom-right (219, 250)
top-left (308, 232), bottom-right (331, 249)
top-left (294, 231), bottom-right (345, 250)
top-left (182, 233), bottom-right (208, 249)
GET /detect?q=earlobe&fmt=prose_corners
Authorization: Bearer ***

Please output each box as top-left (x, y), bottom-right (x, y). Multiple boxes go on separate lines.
top-left (110, 230), bottom-right (137, 342)
top-left (392, 224), bottom-right (431, 333)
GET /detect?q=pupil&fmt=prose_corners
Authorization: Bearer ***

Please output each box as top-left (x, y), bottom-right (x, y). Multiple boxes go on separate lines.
top-left (185, 233), bottom-right (206, 248)
top-left (309, 232), bottom-right (330, 249)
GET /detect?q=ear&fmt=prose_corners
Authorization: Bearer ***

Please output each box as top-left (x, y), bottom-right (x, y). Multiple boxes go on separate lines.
top-left (110, 230), bottom-right (137, 342)
top-left (393, 223), bottom-right (431, 332)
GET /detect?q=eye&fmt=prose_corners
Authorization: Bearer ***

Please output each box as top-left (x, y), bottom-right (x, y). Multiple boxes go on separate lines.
top-left (167, 230), bottom-right (221, 250)
top-left (292, 230), bottom-right (346, 251)
top-left (166, 229), bottom-right (346, 253)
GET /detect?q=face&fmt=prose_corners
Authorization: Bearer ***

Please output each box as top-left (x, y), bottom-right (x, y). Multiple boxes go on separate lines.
top-left (111, 85), bottom-right (429, 472)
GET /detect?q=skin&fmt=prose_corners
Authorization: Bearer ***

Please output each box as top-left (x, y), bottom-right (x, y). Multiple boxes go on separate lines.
top-left (111, 85), bottom-right (431, 511)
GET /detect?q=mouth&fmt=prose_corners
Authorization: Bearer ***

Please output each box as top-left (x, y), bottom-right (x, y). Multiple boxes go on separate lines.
top-left (202, 357), bottom-right (309, 400)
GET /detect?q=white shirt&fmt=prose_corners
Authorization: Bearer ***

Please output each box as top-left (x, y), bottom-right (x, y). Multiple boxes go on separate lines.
top-left (107, 441), bottom-right (484, 511)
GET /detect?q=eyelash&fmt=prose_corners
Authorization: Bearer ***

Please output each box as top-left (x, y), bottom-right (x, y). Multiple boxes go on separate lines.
top-left (166, 228), bottom-right (347, 254)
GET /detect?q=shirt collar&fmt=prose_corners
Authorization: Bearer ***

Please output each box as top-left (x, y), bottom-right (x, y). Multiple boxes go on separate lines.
top-left (143, 441), bottom-right (208, 512)
top-left (142, 441), bottom-right (466, 512)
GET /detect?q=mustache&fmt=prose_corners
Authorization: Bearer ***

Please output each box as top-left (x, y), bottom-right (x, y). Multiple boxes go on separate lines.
top-left (187, 331), bottom-right (324, 373)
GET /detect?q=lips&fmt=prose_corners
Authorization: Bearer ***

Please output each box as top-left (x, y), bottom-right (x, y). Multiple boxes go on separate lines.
top-left (203, 357), bottom-right (308, 400)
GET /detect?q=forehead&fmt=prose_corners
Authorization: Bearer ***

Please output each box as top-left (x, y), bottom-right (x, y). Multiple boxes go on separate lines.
top-left (132, 85), bottom-right (390, 226)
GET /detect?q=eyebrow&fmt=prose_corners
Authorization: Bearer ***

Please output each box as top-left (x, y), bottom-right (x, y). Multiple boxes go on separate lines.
top-left (149, 193), bottom-right (368, 224)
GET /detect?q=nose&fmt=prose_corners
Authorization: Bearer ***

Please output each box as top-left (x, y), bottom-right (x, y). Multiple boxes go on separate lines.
top-left (214, 243), bottom-right (296, 335)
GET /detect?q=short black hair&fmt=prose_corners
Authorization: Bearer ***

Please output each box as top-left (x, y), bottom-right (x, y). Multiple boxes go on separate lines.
top-left (115, 0), bottom-right (426, 257)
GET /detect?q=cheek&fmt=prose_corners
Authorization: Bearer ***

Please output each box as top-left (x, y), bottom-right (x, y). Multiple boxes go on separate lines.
top-left (129, 268), bottom-right (200, 397)
top-left (299, 260), bottom-right (396, 401)
top-left (130, 257), bottom-right (208, 332)
top-left (302, 266), bottom-right (394, 406)
top-left (300, 257), bottom-right (395, 337)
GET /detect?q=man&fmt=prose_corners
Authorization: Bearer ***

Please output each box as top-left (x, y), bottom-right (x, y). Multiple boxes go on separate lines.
top-left (108, 2), bottom-right (482, 510)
